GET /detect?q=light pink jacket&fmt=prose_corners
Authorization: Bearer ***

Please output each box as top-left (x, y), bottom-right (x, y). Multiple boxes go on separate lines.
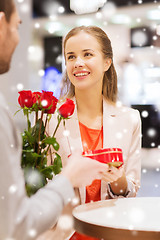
top-left (47, 97), bottom-right (141, 203)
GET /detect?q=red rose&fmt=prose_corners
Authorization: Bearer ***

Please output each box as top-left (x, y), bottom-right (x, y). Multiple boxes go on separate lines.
top-left (45, 95), bottom-right (58, 114)
top-left (32, 91), bottom-right (42, 109)
top-left (18, 90), bottom-right (33, 108)
top-left (40, 91), bottom-right (54, 109)
top-left (58, 99), bottom-right (75, 118)
top-left (33, 92), bottom-right (42, 104)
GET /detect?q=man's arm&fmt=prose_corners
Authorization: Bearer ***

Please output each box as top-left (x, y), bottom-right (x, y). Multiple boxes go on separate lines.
top-left (0, 99), bottom-right (74, 240)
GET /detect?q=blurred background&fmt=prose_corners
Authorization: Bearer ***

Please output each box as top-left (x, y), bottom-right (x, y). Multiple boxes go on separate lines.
top-left (1, 0), bottom-right (160, 196)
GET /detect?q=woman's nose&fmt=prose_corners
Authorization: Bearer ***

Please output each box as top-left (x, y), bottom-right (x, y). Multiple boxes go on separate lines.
top-left (74, 56), bottom-right (85, 68)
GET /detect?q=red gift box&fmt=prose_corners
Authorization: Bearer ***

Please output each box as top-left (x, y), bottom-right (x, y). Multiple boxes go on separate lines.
top-left (82, 148), bottom-right (124, 167)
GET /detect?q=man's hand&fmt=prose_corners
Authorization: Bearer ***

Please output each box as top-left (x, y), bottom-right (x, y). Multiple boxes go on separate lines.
top-left (61, 149), bottom-right (109, 188)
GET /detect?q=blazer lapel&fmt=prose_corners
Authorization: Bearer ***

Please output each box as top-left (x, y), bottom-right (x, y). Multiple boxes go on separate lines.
top-left (103, 98), bottom-right (130, 150)
top-left (103, 98), bottom-right (119, 148)
top-left (64, 98), bottom-right (86, 203)
top-left (64, 97), bottom-right (83, 156)
top-left (102, 98), bottom-right (123, 199)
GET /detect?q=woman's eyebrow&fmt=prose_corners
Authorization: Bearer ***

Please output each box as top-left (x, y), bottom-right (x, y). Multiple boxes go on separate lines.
top-left (66, 51), bottom-right (75, 55)
top-left (66, 49), bottom-right (94, 55)
top-left (82, 49), bottom-right (94, 52)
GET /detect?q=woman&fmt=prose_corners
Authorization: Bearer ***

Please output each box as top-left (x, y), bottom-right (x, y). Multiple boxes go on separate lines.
top-left (47, 26), bottom-right (141, 239)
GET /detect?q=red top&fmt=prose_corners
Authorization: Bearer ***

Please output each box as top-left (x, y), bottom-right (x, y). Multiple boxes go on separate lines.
top-left (69, 122), bottom-right (103, 240)
top-left (79, 122), bottom-right (103, 203)
top-left (79, 122), bottom-right (103, 152)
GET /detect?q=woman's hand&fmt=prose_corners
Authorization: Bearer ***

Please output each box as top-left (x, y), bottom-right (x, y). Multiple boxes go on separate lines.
top-left (102, 165), bottom-right (128, 196)
top-left (102, 165), bottom-right (124, 182)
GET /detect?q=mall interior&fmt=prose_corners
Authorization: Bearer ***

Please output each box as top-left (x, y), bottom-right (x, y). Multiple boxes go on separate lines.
top-left (1, 0), bottom-right (160, 198)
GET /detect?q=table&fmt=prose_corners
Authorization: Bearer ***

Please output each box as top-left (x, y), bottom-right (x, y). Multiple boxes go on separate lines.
top-left (73, 197), bottom-right (160, 240)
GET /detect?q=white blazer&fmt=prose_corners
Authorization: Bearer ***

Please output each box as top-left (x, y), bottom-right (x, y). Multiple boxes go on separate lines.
top-left (47, 97), bottom-right (141, 203)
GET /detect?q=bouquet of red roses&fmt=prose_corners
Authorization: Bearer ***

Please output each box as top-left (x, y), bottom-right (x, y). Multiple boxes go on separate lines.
top-left (17, 90), bottom-right (75, 196)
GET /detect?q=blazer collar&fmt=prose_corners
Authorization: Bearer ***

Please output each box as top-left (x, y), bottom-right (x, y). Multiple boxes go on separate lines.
top-left (103, 97), bottom-right (124, 117)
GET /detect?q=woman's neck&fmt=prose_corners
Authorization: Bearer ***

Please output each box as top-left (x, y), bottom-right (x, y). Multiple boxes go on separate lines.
top-left (75, 90), bottom-right (103, 129)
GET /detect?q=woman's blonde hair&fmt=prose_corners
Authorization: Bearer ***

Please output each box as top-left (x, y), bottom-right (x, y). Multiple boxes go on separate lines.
top-left (60, 26), bottom-right (117, 103)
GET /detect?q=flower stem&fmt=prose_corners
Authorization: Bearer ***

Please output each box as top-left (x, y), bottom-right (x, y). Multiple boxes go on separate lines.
top-left (26, 110), bottom-right (30, 132)
top-left (52, 116), bottom-right (62, 138)
top-left (44, 114), bottom-right (48, 131)
top-left (64, 122), bottom-right (72, 155)
top-left (37, 111), bottom-right (44, 155)
top-left (45, 116), bottom-right (62, 156)
top-left (35, 111), bottom-right (38, 125)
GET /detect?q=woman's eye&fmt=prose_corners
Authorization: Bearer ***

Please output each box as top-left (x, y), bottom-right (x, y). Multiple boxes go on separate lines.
top-left (84, 52), bottom-right (92, 57)
top-left (68, 55), bottom-right (75, 60)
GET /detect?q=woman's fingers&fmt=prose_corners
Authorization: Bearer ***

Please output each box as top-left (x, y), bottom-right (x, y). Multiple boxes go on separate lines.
top-left (102, 165), bottom-right (124, 183)
top-left (102, 172), bottom-right (118, 182)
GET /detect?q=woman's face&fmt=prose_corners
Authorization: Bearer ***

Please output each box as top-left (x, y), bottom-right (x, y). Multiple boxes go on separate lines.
top-left (64, 31), bottom-right (110, 92)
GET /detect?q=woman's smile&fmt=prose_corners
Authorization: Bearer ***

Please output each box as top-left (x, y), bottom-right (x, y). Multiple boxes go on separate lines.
top-left (73, 70), bottom-right (91, 79)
